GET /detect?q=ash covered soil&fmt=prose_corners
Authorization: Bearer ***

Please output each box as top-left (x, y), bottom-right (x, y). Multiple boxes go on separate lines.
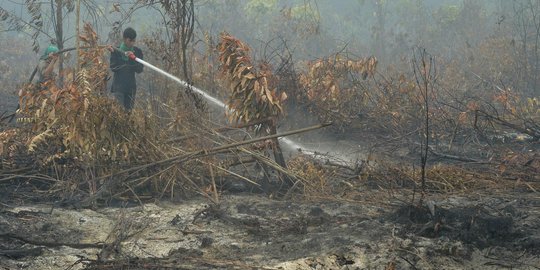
top-left (0, 191), bottom-right (539, 270)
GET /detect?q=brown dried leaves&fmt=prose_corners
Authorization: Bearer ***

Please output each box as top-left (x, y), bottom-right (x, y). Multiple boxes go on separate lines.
top-left (217, 33), bottom-right (287, 130)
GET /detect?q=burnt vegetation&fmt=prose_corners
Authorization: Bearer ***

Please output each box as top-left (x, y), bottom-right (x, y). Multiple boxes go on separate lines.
top-left (0, 0), bottom-right (539, 269)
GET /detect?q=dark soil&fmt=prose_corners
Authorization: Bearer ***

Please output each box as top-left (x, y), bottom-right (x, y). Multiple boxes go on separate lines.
top-left (0, 191), bottom-right (539, 270)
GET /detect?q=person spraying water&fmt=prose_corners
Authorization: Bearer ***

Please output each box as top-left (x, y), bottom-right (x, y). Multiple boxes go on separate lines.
top-left (107, 27), bottom-right (144, 111)
top-left (116, 44), bottom-right (312, 153)
top-left (107, 39), bottom-right (317, 158)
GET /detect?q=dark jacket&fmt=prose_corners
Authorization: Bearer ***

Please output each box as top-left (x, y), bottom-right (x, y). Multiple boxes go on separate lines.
top-left (110, 46), bottom-right (144, 93)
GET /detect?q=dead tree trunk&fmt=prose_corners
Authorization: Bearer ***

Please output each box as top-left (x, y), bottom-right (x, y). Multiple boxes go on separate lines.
top-left (54, 0), bottom-right (64, 86)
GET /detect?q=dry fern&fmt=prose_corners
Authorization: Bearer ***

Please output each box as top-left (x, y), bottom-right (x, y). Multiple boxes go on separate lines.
top-left (28, 127), bottom-right (54, 153)
top-left (217, 33), bottom-right (287, 132)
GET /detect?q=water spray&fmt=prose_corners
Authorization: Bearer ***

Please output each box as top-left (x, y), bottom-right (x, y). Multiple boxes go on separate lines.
top-left (132, 56), bottom-right (225, 109)
top-left (124, 51), bottom-right (309, 153)
top-left (129, 53), bottom-right (363, 165)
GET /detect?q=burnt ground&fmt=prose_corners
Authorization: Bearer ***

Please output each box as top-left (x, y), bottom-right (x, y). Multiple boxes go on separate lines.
top-left (0, 190), bottom-right (538, 270)
top-left (1, 90), bottom-right (539, 269)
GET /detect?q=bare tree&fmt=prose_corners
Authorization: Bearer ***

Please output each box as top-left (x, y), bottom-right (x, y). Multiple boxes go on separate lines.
top-left (412, 47), bottom-right (436, 204)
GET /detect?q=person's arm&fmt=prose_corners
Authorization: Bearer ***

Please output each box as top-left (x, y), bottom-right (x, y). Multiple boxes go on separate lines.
top-left (42, 54), bottom-right (58, 78)
top-left (110, 49), bottom-right (124, 72)
top-left (131, 47), bottom-right (144, 74)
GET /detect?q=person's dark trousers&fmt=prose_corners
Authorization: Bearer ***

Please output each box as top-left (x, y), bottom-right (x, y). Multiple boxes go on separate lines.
top-left (113, 89), bottom-right (136, 111)
top-left (109, 46), bottom-right (143, 112)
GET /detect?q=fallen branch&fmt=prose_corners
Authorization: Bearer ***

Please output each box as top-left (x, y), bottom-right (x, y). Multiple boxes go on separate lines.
top-left (117, 122), bottom-right (331, 177)
top-left (0, 233), bottom-right (105, 249)
top-left (80, 123), bottom-right (331, 206)
top-left (0, 247), bottom-right (43, 258)
top-left (411, 142), bottom-right (487, 163)
top-left (83, 256), bottom-right (277, 270)
top-left (476, 110), bottom-right (540, 141)
top-left (428, 148), bottom-right (482, 163)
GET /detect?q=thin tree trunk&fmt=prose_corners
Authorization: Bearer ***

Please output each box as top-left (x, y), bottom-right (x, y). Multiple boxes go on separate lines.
top-left (55, 0), bottom-right (64, 87)
top-left (76, 0), bottom-right (81, 73)
top-left (375, 0), bottom-right (386, 62)
top-left (532, 0), bottom-right (540, 95)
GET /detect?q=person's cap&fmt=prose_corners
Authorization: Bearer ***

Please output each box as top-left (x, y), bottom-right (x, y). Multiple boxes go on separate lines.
top-left (41, 45), bottom-right (59, 60)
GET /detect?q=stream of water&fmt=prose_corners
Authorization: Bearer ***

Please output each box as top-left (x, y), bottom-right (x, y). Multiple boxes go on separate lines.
top-left (135, 58), bottom-right (308, 149)
top-left (136, 57), bottom-right (364, 165)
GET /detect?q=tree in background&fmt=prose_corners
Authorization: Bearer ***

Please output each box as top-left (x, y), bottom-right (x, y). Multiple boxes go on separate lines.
top-left (0, 0), bottom-right (106, 85)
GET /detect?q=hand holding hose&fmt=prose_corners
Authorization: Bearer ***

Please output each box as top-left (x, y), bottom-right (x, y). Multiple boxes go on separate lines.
top-left (126, 51), bottom-right (136, 60)
top-left (105, 45), bottom-right (136, 60)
